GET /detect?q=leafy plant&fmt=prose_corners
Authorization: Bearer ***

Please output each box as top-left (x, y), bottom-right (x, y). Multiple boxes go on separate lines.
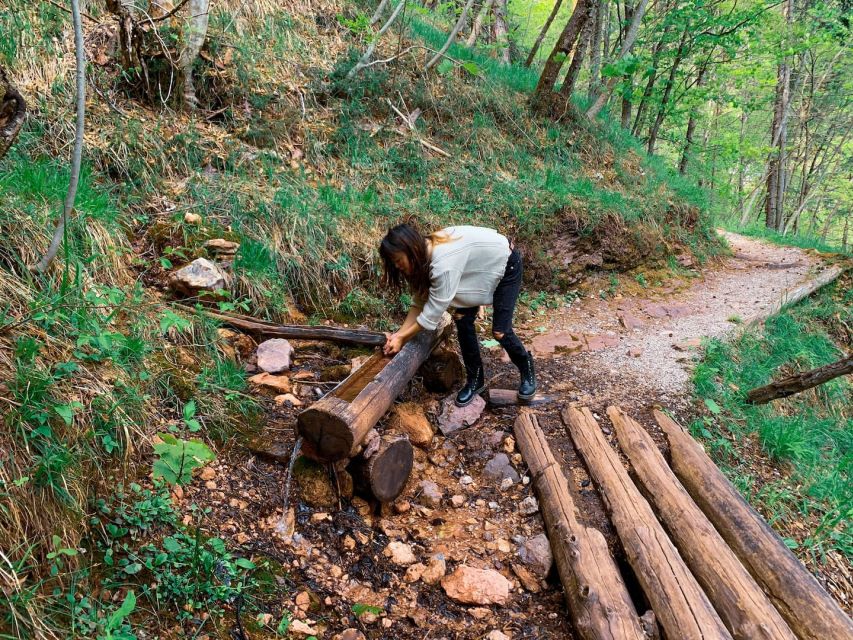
top-left (152, 434), bottom-right (215, 485)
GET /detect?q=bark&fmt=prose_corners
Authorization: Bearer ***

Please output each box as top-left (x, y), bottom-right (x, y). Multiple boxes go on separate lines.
top-left (647, 28), bottom-right (689, 155)
top-left (524, 0), bottom-right (565, 67)
top-left (425, 0), bottom-right (477, 71)
top-left (466, 0), bottom-right (494, 46)
top-left (514, 412), bottom-right (647, 640)
top-left (585, 0), bottom-right (649, 120)
top-left (0, 65), bottom-right (27, 161)
top-left (608, 407), bottom-right (796, 640)
top-left (178, 0), bottom-right (210, 110)
top-left (348, 0), bottom-right (407, 79)
top-left (653, 410), bottom-right (853, 640)
top-left (492, 0), bottom-right (511, 64)
top-left (588, 0), bottom-right (604, 92)
top-left (189, 307), bottom-right (387, 345)
top-left (560, 11), bottom-right (595, 98)
top-left (562, 407), bottom-right (732, 640)
top-left (349, 431), bottom-right (414, 502)
top-left (746, 353), bottom-right (853, 404)
top-left (298, 314), bottom-right (451, 461)
top-left (744, 265), bottom-right (844, 327)
top-left (370, 0), bottom-right (392, 25)
top-left (32, 0), bottom-right (85, 274)
top-left (531, 0), bottom-right (591, 103)
top-left (487, 389), bottom-right (553, 406)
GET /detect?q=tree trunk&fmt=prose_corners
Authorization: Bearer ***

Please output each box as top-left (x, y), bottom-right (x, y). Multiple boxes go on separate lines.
top-left (608, 407), bottom-right (796, 640)
top-left (525, 0), bottom-right (565, 67)
top-left (765, 0), bottom-right (794, 230)
top-left (370, 0), bottom-right (392, 26)
top-left (348, 0), bottom-right (407, 78)
top-left (531, 0), bottom-right (591, 104)
top-left (653, 409), bottom-right (853, 640)
top-left (298, 314), bottom-right (451, 461)
top-left (585, 0), bottom-right (649, 120)
top-left (562, 407), bottom-right (733, 640)
top-left (647, 28), bottom-right (689, 155)
top-left (679, 64), bottom-right (708, 174)
top-left (588, 0), bottom-right (604, 93)
top-left (746, 353), bottom-right (853, 404)
top-left (425, 0), bottom-right (478, 71)
top-left (559, 8), bottom-right (595, 98)
top-left (32, 0), bottom-right (85, 274)
top-left (493, 0), bottom-right (511, 64)
top-left (178, 0), bottom-right (210, 110)
top-left (349, 431), bottom-right (414, 502)
top-left (0, 65), bottom-right (27, 161)
top-left (514, 412), bottom-right (648, 640)
top-left (466, 0), bottom-right (495, 46)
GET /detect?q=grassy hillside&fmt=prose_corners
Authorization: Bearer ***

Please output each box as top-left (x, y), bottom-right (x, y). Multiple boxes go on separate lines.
top-left (0, 0), bottom-right (719, 635)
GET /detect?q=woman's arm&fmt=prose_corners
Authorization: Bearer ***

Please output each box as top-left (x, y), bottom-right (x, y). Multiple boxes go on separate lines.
top-left (384, 305), bottom-right (423, 355)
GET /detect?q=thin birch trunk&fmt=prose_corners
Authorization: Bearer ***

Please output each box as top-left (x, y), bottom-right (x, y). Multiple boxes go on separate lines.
top-left (525, 0), bottom-right (565, 67)
top-left (425, 0), bottom-right (477, 71)
top-left (466, 0), bottom-right (494, 46)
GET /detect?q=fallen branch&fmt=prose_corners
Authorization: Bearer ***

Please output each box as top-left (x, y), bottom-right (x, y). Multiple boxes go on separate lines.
top-left (746, 353), bottom-right (852, 404)
top-left (653, 409), bottom-right (853, 640)
top-left (179, 305), bottom-right (387, 346)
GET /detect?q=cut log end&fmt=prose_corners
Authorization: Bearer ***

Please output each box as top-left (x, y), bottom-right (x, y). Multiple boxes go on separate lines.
top-left (351, 433), bottom-right (414, 503)
top-left (297, 405), bottom-right (354, 462)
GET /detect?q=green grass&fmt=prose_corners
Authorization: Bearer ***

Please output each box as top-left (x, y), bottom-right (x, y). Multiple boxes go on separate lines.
top-left (692, 279), bottom-right (852, 562)
top-left (721, 221), bottom-right (851, 256)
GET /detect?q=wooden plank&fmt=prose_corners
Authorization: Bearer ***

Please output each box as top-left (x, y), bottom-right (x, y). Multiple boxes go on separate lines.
top-left (607, 406), bottom-right (795, 640)
top-left (563, 406), bottom-right (732, 640)
top-left (654, 409), bottom-right (853, 640)
top-left (487, 389), bottom-right (555, 407)
top-left (514, 412), bottom-right (647, 640)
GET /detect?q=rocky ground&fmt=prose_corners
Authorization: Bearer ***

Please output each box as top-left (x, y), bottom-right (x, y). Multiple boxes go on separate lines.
top-left (176, 232), bottom-right (848, 639)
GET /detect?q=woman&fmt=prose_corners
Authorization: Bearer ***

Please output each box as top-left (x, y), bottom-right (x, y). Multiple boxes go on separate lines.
top-left (379, 223), bottom-right (535, 406)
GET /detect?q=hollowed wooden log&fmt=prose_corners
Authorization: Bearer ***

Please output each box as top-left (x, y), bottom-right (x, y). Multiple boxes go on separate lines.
top-left (563, 406), bottom-right (732, 640)
top-left (298, 314), bottom-right (451, 461)
top-left (653, 409), bottom-right (853, 640)
top-left (514, 412), bottom-right (646, 640)
top-left (607, 406), bottom-right (795, 640)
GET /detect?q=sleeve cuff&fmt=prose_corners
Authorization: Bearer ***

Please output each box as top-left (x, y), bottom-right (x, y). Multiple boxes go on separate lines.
top-left (416, 312), bottom-right (439, 332)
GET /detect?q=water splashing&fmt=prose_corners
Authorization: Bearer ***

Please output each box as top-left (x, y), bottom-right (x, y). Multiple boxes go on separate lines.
top-left (277, 437), bottom-right (302, 541)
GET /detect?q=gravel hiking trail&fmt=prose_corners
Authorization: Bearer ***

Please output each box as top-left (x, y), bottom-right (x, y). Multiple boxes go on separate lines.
top-left (184, 231), bottom-right (848, 639)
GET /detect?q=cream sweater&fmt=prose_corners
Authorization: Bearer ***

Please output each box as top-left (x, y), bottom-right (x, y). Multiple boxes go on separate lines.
top-left (415, 226), bottom-right (511, 331)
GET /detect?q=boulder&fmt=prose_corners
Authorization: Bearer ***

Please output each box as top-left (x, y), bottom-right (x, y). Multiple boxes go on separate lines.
top-left (441, 565), bottom-right (511, 606)
top-left (436, 394), bottom-right (486, 435)
top-left (257, 339), bottom-right (294, 373)
top-left (388, 403), bottom-right (434, 448)
top-left (169, 258), bottom-right (228, 296)
top-left (518, 533), bottom-right (553, 578)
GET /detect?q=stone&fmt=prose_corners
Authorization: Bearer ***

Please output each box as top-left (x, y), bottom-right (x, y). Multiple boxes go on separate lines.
top-left (248, 372), bottom-right (291, 393)
top-left (628, 347), bottom-right (643, 358)
top-left (405, 563), bottom-right (426, 583)
top-left (502, 436), bottom-right (516, 453)
top-left (295, 591), bottom-right (311, 610)
top-left (199, 466), bottom-right (216, 481)
top-left (451, 494), bottom-right (465, 508)
top-left (169, 258), bottom-right (228, 296)
top-left (518, 496), bottom-right (539, 516)
top-left (420, 553), bottom-right (446, 585)
top-left (673, 338), bottom-right (703, 351)
top-left (184, 212), bottom-right (201, 224)
top-left (518, 534), bottom-right (553, 578)
top-left (288, 619), bottom-right (317, 636)
top-left (333, 630), bottom-right (366, 640)
top-left (441, 565), bottom-right (511, 606)
top-left (499, 478), bottom-right (513, 491)
top-left (257, 339), bottom-right (295, 373)
top-left (388, 402), bottom-right (434, 448)
top-left (394, 500), bottom-right (411, 514)
top-left (486, 631), bottom-right (511, 640)
top-left (274, 393), bottom-right (302, 407)
top-left (418, 480), bottom-right (443, 507)
top-left (384, 541), bottom-right (417, 566)
top-left (469, 607), bottom-right (491, 620)
top-left (617, 310), bottom-right (645, 331)
top-left (204, 238), bottom-right (240, 255)
top-left (511, 563), bottom-right (542, 593)
top-left (436, 394), bottom-right (486, 435)
top-left (483, 453), bottom-right (520, 484)
top-left (460, 475), bottom-right (474, 486)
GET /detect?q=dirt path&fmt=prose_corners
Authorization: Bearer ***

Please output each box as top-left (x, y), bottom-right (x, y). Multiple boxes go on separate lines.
top-left (185, 232), bottom-right (846, 639)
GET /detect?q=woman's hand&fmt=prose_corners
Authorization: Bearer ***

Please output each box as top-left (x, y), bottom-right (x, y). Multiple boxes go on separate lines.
top-left (383, 332), bottom-right (405, 356)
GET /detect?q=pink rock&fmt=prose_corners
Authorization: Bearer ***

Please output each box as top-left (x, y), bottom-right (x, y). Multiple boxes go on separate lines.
top-left (673, 338), bottom-right (703, 351)
top-left (617, 311), bottom-right (645, 331)
top-left (531, 331), bottom-right (584, 355)
top-left (436, 394), bottom-right (486, 435)
top-left (628, 348), bottom-right (643, 358)
top-left (441, 565), bottom-right (511, 606)
top-left (257, 339), bottom-right (294, 373)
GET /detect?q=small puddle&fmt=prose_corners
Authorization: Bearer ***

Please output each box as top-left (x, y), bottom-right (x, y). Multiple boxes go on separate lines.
top-left (279, 436), bottom-right (303, 538)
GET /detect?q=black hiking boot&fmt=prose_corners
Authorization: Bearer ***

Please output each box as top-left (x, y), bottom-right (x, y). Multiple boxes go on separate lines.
top-left (455, 366), bottom-right (486, 407)
top-left (517, 351), bottom-right (536, 402)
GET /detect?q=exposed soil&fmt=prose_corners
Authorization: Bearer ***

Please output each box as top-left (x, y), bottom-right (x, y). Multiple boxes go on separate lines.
top-left (182, 232), bottom-right (849, 639)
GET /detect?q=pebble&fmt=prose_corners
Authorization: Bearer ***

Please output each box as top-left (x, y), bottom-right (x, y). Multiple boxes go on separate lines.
top-left (460, 475), bottom-right (474, 486)
top-left (394, 500), bottom-right (411, 514)
top-left (421, 553), bottom-right (446, 585)
top-left (518, 496), bottom-right (539, 515)
top-left (441, 565), bottom-right (511, 606)
top-left (484, 453), bottom-right (520, 483)
top-left (518, 534), bottom-right (553, 577)
top-left (385, 541), bottom-right (417, 566)
top-left (486, 631), bottom-right (510, 640)
top-left (499, 477), bottom-right (514, 491)
top-left (418, 480), bottom-right (443, 507)
top-left (451, 494), bottom-right (466, 508)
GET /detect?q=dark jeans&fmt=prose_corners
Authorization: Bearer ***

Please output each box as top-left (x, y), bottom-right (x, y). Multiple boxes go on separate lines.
top-left (453, 248), bottom-right (528, 378)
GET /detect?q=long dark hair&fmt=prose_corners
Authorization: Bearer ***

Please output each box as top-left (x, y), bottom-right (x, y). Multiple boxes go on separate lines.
top-left (379, 223), bottom-right (431, 297)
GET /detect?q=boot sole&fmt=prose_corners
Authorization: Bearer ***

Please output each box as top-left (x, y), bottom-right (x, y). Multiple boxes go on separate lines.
top-left (517, 389), bottom-right (537, 402)
top-left (455, 386), bottom-right (487, 407)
